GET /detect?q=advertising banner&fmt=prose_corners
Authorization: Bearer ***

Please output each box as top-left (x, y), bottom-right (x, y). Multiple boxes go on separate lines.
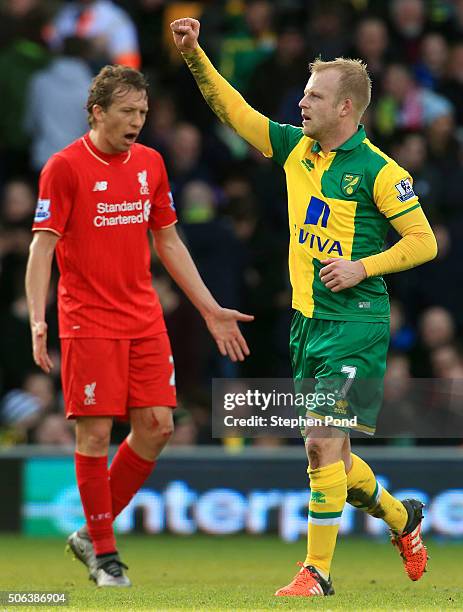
top-left (22, 454), bottom-right (463, 540)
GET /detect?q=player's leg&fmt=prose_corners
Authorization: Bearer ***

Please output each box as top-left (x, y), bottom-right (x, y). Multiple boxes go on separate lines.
top-left (335, 322), bottom-right (427, 581)
top-left (75, 416), bottom-right (115, 556)
top-left (343, 437), bottom-right (427, 580)
top-left (109, 406), bottom-right (174, 519)
top-left (62, 338), bottom-right (131, 586)
top-left (276, 315), bottom-right (345, 597)
top-left (276, 427), bottom-right (346, 597)
top-left (108, 333), bottom-right (176, 519)
top-left (305, 427), bottom-right (347, 578)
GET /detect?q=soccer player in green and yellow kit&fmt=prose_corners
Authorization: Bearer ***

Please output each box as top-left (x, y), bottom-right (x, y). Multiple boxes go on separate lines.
top-left (170, 18), bottom-right (437, 597)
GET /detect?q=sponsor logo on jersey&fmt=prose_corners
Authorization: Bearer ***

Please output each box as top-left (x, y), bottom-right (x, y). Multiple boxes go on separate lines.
top-left (395, 178), bottom-right (415, 202)
top-left (341, 173), bottom-right (363, 196)
top-left (93, 199), bottom-right (151, 227)
top-left (168, 191), bottom-right (176, 211)
top-left (34, 199), bottom-right (51, 222)
top-left (305, 196), bottom-right (330, 228)
top-left (84, 382), bottom-right (96, 405)
top-left (301, 158), bottom-right (315, 173)
top-left (93, 181), bottom-right (108, 192)
top-left (296, 196), bottom-right (343, 255)
top-left (296, 228), bottom-right (343, 256)
top-left (143, 199), bottom-right (151, 222)
top-left (138, 169), bottom-right (150, 195)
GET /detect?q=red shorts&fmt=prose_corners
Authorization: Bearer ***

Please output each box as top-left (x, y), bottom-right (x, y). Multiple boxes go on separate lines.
top-left (60, 333), bottom-right (176, 419)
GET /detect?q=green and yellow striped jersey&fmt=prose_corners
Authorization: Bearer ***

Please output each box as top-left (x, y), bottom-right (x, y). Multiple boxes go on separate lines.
top-left (269, 123), bottom-right (420, 322)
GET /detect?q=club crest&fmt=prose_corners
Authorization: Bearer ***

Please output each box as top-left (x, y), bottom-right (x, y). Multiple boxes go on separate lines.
top-left (341, 173), bottom-right (363, 196)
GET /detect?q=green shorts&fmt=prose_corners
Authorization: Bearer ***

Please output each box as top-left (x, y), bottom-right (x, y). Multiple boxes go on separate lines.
top-left (290, 311), bottom-right (389, 435)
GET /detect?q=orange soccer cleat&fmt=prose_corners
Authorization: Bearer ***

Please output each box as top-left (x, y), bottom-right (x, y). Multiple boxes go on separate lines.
top-left (274, 563), bottom-right (335, 597)
top-left (391, 498), bottom-right (428, 581)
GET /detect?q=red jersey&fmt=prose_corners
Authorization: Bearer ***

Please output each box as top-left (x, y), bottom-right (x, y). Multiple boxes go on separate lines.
top-left (32, 133), bottom-right (177, 338)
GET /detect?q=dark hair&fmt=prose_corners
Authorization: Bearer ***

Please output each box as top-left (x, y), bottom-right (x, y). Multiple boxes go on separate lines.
top-left (86, 65), bottom-right (149, 127)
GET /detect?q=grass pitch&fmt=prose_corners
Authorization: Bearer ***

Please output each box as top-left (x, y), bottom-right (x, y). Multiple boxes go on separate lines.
top-left (0, 534), bottom-right (462, 611)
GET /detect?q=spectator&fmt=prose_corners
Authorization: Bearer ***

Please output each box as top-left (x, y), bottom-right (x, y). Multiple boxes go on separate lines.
top-left (34, 413), bottom-right (74, 445)
top-left (164, 123), bottom-right (211, 204)
top-left (24, 36), bottom-right (93, 173)
top-left (431, 344), bottom-right (463, 378)
top-left (389, 0), bottom-right (428, 64)
top-left (0, 180), bottom-right (37, 308)
top-left (411, 306), bottom-right (456, 376)
top-left (414, 32), bottom-right (448, 90)
top-left (247, 24), bottom-right (309, 121)
top-left (306, 2), bottom-right (350, 61)
top-left (392, 132), bottom-right (441, 222)
top-left (389, 299), bottom-right (416, 352)
top-left (375, 64), bottom-right (453, 137)
top-left (426, 113), bottom-right (460, 170)
top-left (219, 0), bottom-right (276, 91)
top-left (0, 4), bottom-right (50, 178)
top-left (22, 371), bottom-right (57, 413)
top-left (48, 0), bottom-right (141, 69)
top-left (438, 43), bottom-right (463, 127)
top-left (0, 388), bottom-right (42, 444)
top-left (349, 18), bottom-right (391, 98)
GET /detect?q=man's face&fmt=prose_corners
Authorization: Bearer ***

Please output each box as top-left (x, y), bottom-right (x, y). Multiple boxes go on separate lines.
top-left (93, 87), bottom-right (148, 152)
top-left (298, 69), bottom-right (344, 140)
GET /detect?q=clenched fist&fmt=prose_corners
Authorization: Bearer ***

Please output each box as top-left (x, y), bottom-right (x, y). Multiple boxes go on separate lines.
top-left (170, 18), bottom-right (200, 52)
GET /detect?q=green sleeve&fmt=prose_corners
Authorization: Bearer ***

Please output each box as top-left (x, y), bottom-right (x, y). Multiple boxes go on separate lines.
top-left (268, 121), bottom-right (304, 166)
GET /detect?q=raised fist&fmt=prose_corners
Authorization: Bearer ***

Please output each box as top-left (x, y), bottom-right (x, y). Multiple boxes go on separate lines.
top-left (170, 18), bottom-right (200, 52)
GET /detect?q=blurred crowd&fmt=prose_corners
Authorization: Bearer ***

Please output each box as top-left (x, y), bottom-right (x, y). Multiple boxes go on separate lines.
top-left (1, 0), bottom-right (463, 448)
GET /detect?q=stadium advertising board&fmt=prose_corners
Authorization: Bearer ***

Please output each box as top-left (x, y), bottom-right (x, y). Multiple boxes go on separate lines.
top-left (22, 454), bottom-right (463, 540)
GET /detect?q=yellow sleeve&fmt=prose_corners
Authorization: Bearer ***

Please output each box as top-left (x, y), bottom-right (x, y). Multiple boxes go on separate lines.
top-left (182, 46), bottom-right (272, 157)
top-left (361, 207), bottom-right (438, 277)
top-left (373, 159), bottom-right (420, 220)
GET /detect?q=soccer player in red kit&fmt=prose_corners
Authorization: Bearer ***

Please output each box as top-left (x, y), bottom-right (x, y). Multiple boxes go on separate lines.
top-left (25, 65), bottom-right (253, 587)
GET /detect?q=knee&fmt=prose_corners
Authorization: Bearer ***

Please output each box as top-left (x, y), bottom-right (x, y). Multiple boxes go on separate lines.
top-left (76, 423), bottom-right (111, 455)
top-left (134, 413), bottom-right (174, 446)
top-left (306, 438), bottom-right (325, 464)
top-left (306, 436), bottom-right (334, 468)
top-left (155, 419), bottom-right (174, 441)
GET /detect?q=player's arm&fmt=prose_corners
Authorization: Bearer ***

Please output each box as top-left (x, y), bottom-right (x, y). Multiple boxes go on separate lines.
top-left (361, 164), bottom-right (437, 277)
top-left (25, 231), bottom-right (59, 373)
top-left (153, 224), bottom-right (254, 362)
top-left (170, 18), bottom-right (272, 157)
top-left (360, 207), bottom-right (437, 277)
top-left (320, 165), bottom-right (437, 292)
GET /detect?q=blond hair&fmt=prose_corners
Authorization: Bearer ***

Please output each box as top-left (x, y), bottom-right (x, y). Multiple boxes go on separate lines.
top-left (309, 58), bottom-right (372, 120)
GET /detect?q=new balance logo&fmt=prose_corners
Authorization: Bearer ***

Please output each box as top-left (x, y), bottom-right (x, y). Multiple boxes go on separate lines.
top-left (84, 382), bottom-right (96, 405)
top-left (93, 181), bottom-right (108, 192)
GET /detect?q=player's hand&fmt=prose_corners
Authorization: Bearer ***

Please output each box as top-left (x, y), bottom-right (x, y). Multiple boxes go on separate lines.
top-left (31, 320), bottom-right (53, 373)
top-left (170, 18), bottom-right (200, 52)
top-left (204, 307), bottom-right (254, 362)
top-left (319, 258), bottom-right (367, 292)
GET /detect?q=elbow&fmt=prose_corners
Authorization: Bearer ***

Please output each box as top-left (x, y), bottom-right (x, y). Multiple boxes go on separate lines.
top-left (426, 232), bottom-right (438, 262)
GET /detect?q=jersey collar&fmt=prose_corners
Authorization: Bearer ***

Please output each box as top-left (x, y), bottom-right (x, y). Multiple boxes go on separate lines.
top-left (82, 133), bottom-right (131, 166)
top-left (311, 124), bottom-right (366, 154)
